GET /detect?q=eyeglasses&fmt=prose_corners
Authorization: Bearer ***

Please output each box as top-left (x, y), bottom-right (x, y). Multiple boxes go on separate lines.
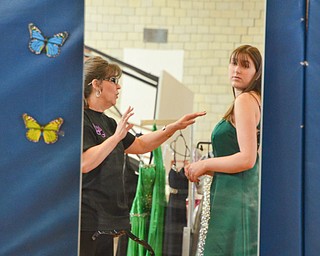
top-left (103, 77), bottom-right (119, 84)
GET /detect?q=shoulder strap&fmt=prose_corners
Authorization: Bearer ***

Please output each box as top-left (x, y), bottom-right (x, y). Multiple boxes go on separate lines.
top-left (246, 92), bottom-right (261, 149)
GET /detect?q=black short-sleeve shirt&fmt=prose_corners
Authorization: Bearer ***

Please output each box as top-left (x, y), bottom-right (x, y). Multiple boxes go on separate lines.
top-left (81, 109), bottom-right (135, 231)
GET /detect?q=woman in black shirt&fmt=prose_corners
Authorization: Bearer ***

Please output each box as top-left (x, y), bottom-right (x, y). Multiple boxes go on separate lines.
top-left (80, 56), bottom-right (206, 256)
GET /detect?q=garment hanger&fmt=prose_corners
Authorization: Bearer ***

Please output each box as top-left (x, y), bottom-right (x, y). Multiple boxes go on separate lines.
top-left (170, 130), bottom-right (191, 157)
top-left (170, 130), bottom-right (190, 170)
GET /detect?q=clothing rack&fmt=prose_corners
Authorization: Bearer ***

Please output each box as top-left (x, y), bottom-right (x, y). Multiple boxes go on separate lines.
top-left (140, 121), bottom-right (198, 255)
top-left (182, 140), bottom-right (212, 256)
top-left (196, 141), bottom-right (212, 158)
top-left (196, 141), bottom-right (212, 150)
top-left (180, 126), bottom-right (194, 256)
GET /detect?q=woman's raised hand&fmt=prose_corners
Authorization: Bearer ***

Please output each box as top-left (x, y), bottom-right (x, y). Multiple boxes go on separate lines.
top-left (114, 106), bottom-right (134, 140)
top-left (173, 111), bottom-right (206, 130)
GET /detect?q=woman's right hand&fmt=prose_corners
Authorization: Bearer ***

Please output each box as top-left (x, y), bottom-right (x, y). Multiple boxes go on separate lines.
top-left (172, 111), bottom-right (206, 131)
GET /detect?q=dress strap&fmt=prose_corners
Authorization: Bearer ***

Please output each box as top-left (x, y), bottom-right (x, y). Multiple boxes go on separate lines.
top-left (246, 92), bottom-right (261, 149)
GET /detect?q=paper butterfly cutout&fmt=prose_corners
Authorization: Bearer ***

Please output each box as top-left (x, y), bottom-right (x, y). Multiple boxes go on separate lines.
top-left (28, 23), bottom-right (69, 58)
top-left (22, 113), bottom-right (64, 144)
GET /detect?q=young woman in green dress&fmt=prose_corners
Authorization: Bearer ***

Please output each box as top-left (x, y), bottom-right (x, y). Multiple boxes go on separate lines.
top-left (185, 45), bottom-right (262, 256)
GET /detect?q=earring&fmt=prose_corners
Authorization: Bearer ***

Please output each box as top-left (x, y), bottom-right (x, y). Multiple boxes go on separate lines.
top-left (95, 89), bottom-right (101, 97)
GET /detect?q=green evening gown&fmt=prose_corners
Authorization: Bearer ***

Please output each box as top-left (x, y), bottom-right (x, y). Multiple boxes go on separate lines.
top-left (203, 119), bottom-right (259, 256)
top-left (147, 138), bottom-right (167, 256)
top-left (127, 124), bottom-right (166, 256)
top-left (127, 164), bottom-right (155, 256)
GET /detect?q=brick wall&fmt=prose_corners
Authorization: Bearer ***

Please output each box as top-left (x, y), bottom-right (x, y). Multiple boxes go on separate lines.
top-left (85, 0), bottom-right (265, 144)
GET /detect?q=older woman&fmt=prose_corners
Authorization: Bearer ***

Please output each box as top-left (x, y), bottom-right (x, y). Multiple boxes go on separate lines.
top-left (80, 56), bottom-right (206, 256)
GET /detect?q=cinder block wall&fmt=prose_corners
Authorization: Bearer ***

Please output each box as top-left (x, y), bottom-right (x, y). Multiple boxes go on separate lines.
top-left (85, 0), bottom-right (265, 143)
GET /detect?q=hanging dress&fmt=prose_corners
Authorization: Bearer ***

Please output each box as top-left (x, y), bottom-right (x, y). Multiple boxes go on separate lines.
top-left (163, 166), bottom-right (189, 256)
top-left (147, 127), bottom-right (167, 256)
top-left (203, 119), bottom-right (259, 256)
top-left (127, 164), bottom-right (156, 256)
top-left (194, 174), bottom-right (213, 256)
top-left (192, 151), bottom-right (214, 256)
top-left (127, 124), bottom-right (167, 256)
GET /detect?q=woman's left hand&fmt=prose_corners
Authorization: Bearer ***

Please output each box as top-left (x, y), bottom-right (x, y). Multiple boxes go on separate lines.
top-left (185, 160), bottom-right (206, 182)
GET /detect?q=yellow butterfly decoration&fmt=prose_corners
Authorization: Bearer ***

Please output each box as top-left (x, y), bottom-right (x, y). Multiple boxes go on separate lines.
top-left (22, 113), bottom-right (64, 144)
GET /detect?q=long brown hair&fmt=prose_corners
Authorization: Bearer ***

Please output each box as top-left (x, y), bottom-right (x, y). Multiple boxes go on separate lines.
top-left (83, 56), bottom-right (122, 108)
top-left (223, 45), bottom-right (262, 121)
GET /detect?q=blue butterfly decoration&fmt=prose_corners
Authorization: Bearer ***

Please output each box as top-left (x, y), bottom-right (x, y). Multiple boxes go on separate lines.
top-left (28, 23), bottom-right (69, 58)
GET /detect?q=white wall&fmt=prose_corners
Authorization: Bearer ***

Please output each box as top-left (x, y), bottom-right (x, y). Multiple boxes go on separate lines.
top-left (120, 48), bottom-right (184, 125)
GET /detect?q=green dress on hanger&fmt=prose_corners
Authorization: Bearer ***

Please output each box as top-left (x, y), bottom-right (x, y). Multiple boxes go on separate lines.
top-left (127, 124), bottom-right (166, 256)
top-left (203, 119), bottom-right (259, 256)
top-left (147, 124), bottom-right (167, 256)
top-left (127, 164), bottom-right (155, 256)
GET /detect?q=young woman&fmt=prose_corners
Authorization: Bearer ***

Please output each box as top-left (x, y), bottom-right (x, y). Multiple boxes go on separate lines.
top-left (185, 45), bottom-right (262, 255)
top-left (80, 56), bottom-right (206, 256)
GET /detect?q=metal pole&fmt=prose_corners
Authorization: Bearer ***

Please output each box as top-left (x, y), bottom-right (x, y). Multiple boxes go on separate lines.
top-left (182, 125), bottom-right (195, 256)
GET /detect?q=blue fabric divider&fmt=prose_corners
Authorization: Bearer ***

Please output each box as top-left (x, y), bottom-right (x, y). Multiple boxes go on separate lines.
top-left (260, 0), bottom-right (305, 255)
top-left (304, 0), bottom-right (320, 255)
top-left (0, 1), bottom-right (83, 255)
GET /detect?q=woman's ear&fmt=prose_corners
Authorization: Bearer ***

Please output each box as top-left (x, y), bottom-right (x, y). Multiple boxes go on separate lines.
top-left (91, 79), bottom-right (100, 89)
top-left (91, 79), bottom-right (103, 96)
